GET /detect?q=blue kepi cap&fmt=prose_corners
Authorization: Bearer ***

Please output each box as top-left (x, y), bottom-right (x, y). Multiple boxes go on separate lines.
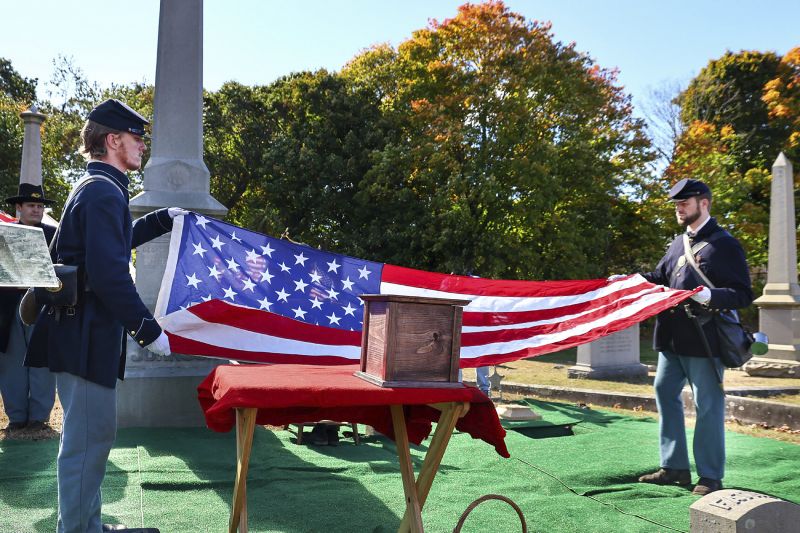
top-left (87, 99), bottom-right (149, 136)
top-left (668, 178), bottom-right (710, 200)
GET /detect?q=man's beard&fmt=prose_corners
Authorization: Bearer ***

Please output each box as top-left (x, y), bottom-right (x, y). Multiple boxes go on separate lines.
top-left (680, 210), bottom-right (700, 227)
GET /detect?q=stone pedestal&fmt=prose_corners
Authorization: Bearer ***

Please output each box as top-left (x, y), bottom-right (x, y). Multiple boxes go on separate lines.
top-left (117, 352), bottom-right (221, 428)
top-left (119, 0), bottom-right (227, 428)
top-left (19, 106), bottom-right (46, 186)
top-left (567, 324), bottom-right (648, 380)
top-left (690, 489), bottom-right (800, 532)
top-left (748, 153), bottom-right (800, 377)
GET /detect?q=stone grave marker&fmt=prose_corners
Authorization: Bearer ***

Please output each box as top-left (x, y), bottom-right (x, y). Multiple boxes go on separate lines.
top-left (690, 489), bottom-right (800, 532)
top-left (567, 324), bottom-right (648, 379)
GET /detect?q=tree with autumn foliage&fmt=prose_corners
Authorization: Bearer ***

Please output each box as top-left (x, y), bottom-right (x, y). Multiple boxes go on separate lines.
top-left (678, 51), bottom-right (784, 169)
top-left (1, 5), bottom-right (667, 282)
top-left (342, 1), bottom-right (657, 279)
top-left (669, 49), bottom-right (800, 270)
top-left (762, 46), bottom-right (800, 162)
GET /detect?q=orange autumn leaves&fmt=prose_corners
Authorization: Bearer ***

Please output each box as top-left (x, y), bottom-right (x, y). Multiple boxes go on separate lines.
top-left (763, 46), bottom-right (800, 151)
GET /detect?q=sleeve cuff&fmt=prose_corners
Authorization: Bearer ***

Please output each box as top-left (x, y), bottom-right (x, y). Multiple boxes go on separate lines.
top-left (128, 316), bottom-right (162, 348)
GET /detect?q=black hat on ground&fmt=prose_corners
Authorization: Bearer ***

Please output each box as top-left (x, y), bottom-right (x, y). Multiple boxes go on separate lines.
top-left (668, 178), bottom-right (711, 200)
top-left (5, 183), bottom-right (55, 205)
top-left (87, 99), bottom-right (149, 136)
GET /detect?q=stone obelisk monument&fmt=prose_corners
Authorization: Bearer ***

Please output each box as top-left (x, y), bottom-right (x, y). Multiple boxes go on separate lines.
top-left (118, 0), bottom-right (228, 427)
top-left (746, 153), bottom-right (800, 377)
top-left (18, 106), bottom-right (46, 187)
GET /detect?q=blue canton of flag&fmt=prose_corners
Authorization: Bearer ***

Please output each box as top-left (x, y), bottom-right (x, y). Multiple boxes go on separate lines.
top-left (166, 213), bottom-right (382, 330)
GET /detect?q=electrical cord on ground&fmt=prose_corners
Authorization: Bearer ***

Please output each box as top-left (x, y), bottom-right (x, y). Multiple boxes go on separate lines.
top-left (515, 457), bottom-right (688, 533)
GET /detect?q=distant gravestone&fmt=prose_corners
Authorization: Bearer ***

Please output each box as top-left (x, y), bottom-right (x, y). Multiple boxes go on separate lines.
top-left (567, 324), bottom-right (648, 380)
top-left (690, 489), bottom-right (800, 533)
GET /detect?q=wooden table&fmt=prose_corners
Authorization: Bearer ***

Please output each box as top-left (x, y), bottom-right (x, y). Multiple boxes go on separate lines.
top-left (197, 364), bottom-right (509, 533)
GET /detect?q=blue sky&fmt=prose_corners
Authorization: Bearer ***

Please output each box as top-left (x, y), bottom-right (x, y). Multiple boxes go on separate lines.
top-left (2, 0), bottom-right (798, 115)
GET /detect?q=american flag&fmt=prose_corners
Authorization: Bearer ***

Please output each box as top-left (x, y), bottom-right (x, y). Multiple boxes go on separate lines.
top-left (156, 213), bottom-right (696, 367)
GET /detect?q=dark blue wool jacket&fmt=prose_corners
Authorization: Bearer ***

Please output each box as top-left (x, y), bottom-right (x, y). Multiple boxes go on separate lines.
top-left (642, 217), bottom-right (753, 358)
top-left (25, 162), bottom-right (173, 388)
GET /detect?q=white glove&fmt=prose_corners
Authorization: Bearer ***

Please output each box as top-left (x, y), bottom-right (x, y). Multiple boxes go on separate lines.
top-left (168, 207), bottom-right (189, 219)
top-left (690, 286), bottom-right (712, 305)
top-left (145, 332), bottom-right (171, 356)
top-left (607, 274), bottom-right (627, 282)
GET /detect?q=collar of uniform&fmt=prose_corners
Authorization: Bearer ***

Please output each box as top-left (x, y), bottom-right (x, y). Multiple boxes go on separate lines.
top-left (691, 217), bottom-right (718, 240)
top-left (86, 161), bottom-right (130, 190)
top-left (687, 214), bottom-right (711, 237)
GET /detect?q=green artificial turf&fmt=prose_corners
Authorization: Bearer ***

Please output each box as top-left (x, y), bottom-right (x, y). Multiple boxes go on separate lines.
top-left (1, 400), bottom-right (798, 532)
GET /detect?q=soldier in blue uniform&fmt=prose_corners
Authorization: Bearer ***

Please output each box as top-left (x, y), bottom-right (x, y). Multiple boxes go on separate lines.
top-left (633, 179), bottom-right (753, 496)
top-left (25, 99), bottom-right (186, 533)
top-left (0, 184), bottom-right (57, 432)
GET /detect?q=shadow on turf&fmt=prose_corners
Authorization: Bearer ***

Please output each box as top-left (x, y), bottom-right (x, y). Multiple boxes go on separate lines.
top-left (516, 398), bottom-right (646, 427)
top-left (114, 426), bottom-right (405, 532)
top-left (290, 431), bottom-right (466, 482)
top-left (0, 438), bottom-right (133, 532)
top-left (511, 425), bottom-right (575, 439)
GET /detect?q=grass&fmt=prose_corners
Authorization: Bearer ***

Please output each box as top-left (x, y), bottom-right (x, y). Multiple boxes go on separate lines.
top-left (772, 394), bottom-right (800, 405)
top-left (0, 395), bottom-right (63, 442)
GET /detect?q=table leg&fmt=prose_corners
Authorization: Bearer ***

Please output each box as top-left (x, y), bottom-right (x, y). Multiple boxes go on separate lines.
top-left (391, 405), bottom-right (425, 533)
top-left (230, 408), bottom-right (257, 533)
top-left (397, 402), bottom-right (470, 533)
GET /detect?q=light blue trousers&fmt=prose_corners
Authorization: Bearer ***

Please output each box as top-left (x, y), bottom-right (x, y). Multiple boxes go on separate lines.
top-left (0, 309), bottom-right (55, 424)
top-left (458, 366), bottom-right (491, 394)
top-left (654, 350), bottom-right (726, 480)
top-left (475, 366), bottom-right (491, 394)
top-left (55, 372), bottom-right (117, 533)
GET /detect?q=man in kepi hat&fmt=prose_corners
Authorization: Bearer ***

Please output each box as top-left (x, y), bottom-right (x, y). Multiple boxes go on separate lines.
top-left (615, 178), bottom-right (753, 496)
top-left (25, 98), bottom-right (187, 533)
top-left (0, 183), bottom-right (57, 433)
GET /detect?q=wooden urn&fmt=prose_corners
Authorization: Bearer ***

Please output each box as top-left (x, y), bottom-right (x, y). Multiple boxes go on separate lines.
top-left (355, 294), bottom-right (471, 388)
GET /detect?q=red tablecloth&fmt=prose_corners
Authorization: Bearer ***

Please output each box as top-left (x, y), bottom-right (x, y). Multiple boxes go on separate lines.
top-left (198, 364), bottom-right (509, 458)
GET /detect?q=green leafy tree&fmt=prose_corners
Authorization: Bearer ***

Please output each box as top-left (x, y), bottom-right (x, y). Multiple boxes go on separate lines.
top-left (0, 58), bottom-right (38, 206)
top-left (204, 73), bottom-right (392, 253)
top-left (0, 94), bottom-right (25, 205)
top-left (204, 81), bottom-right (276, 228)
top-left (0, 58), bottom-right (36, 103)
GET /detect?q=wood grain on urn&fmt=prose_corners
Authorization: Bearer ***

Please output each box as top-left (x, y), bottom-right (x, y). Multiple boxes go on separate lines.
top-left (356, 294), bottom-right (470, 388)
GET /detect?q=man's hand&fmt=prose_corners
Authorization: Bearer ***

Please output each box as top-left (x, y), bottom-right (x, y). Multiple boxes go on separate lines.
top-left (690, 286), bottom-right (712, 305)
top-left (145, 332), bottom-right (171, 356)
top-left (607, 274), bottom-right (627, 282)
top-left (167, 207), bottom-right (189, 219)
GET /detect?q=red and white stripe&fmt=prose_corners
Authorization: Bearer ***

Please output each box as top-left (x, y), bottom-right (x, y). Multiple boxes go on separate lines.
top-left (161, 267), bottom-right (696, 367)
